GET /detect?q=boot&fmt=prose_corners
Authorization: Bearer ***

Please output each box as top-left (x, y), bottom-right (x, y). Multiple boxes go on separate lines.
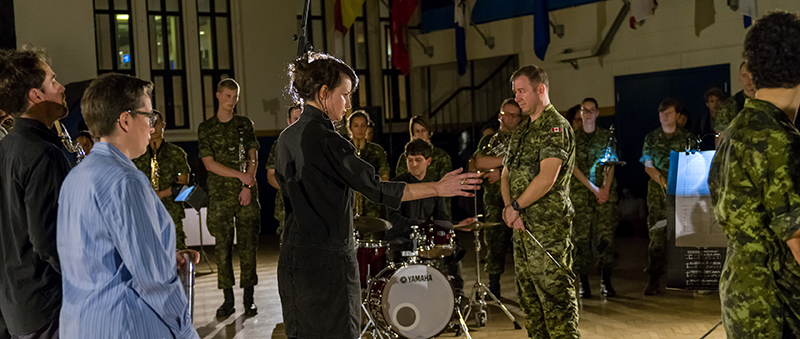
top-left (216, 288), bottom-right (235, 318)
top-left (643, 274), bottom-right (660, 296)
top-left (600, 269), bottom-right (616, 298)
top-left (579, 274), bottom-right (591, 299)
top-left (488, 274), bottom-right (501, 299)
top-left (243, 286), bottom-right (258, 317)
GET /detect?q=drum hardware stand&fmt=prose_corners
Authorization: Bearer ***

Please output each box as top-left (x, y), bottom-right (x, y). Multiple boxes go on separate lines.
top-left (464, 227), bottom-right (521, 330)
top-left (194, 208), bottom-right (215, 273)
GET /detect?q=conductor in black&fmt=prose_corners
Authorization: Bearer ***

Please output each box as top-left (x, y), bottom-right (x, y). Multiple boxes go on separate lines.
top-left (275, 51), bottom-right (481, 339)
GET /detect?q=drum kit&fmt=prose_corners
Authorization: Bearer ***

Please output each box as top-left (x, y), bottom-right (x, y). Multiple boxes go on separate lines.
top-left (354, 215), bottom-right (521, 339)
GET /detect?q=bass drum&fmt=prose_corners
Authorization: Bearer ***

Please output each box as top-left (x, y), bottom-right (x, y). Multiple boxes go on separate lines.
top-left (366, 263), bottom-right (455, 339)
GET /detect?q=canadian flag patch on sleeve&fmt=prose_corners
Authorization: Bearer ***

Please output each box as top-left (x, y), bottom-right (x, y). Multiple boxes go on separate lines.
top-left (551, 127), bottom-right (561, 133)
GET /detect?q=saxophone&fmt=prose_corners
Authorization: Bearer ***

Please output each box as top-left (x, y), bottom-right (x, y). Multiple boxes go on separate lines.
top-left (150, 151), bottom-right (160, 191)
top-left (54, 122), bottom-right (86, 164)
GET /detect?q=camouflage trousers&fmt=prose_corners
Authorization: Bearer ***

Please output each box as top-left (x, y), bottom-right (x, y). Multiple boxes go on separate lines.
top-left (645, 180), bottom-right (667, 276)
top-left (571, 189), bottom-right (618, 274)
top-left (513, 217), bottom-right (580, 338)
top-left (208, 188), bottom-right (261, 289)
top-left (164, 201), bottom-right (187, 250)
top-left (483, 204), bottom-right (512, 275)
top-left (274, 192), bottom-right (285, 242)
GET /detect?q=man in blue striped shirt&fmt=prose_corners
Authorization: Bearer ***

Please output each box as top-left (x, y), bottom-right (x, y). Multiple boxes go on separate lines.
top-left (57, 73), bottom-right (199, 338)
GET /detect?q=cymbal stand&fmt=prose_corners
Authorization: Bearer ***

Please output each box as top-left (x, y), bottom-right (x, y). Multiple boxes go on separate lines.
top-left (463, 227), bottom-right (521, 329)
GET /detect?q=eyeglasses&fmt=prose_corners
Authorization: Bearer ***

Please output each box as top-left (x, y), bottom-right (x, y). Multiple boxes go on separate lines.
top-left (500, 111), bottom-right (521, 118)
top-left (126, 109), bottom-right (159, 128)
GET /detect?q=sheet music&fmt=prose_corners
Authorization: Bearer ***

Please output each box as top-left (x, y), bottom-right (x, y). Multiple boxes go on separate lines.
top-left (674, 151), bottom-right (727, 247)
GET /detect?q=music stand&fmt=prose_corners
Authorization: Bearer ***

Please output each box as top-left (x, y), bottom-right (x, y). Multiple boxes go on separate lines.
top-left (175, 185), bottom-right (215, 273)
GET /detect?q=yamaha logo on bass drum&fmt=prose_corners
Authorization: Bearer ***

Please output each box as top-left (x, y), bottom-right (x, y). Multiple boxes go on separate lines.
top-left (399, 274), bottom-right (434, 284)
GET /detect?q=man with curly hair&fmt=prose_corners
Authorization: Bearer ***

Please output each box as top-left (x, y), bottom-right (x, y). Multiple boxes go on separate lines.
top-left (708, 11), bottom-right (800, 337)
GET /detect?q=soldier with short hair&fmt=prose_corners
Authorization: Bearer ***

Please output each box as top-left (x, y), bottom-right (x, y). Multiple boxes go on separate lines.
top-left (473, 97), bottom-right (522, 298)
top-left (133, 110), bottom-right (190, 249)
top-left (640, 99), bottom-right (695, 295)
top-left (709, 11), bottom-right (800, 337)
top-left (571, 97), bottom-right (619, 299)
top-left (266, 104), bottom-right (302, 241)
top-left (396, 115), bottom-right (452, 180)
top-left (714, 62), bottom-right (757, 133)
top-left (502, 65), bottom-right (579, 338)
top-left (198, 78), bottom-right (260, 318)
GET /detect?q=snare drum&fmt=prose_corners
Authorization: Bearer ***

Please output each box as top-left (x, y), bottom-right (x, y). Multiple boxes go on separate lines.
top-left (419, 222), bottom-right (456, 259)
top-left (356, 240), bottom-right (387, 288)
top-left (366, 263), bottom-right (456, 339)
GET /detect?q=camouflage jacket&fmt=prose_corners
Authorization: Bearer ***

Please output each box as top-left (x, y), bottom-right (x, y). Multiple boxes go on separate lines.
top-left (571, 126), bottom-right (617, 193)
top-left (474, 131), bottom-right (512, 210)
top-left (396, 146), bottom-right (452, 181)
top-left (356, 141), bottom-right (390, 179)
top-left (708, 98), bottom-right (800, 335)
top-left (503, 104), bottom-right (575, 227)
top-left (640, 126), bottom-right (694, 177)
top-left (198, 115), bottom-right (260, 195)
top-left (713, 90), bottom-right (748, 132)
top-left (132, 141), bottom-right (190, 219)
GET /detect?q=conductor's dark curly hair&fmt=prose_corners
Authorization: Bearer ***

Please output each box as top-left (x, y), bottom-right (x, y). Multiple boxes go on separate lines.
top-left (743, 11), bottom-right (800, 90)
top-left (286, 51), bottom-right (358, 109)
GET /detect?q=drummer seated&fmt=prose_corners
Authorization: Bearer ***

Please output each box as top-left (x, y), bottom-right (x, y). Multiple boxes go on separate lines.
top-left (386, 139), bottom-right (465, 296)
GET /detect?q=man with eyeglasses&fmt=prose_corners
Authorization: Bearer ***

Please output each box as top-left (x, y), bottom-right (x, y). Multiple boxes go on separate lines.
top-left (0, 47), bottom-right (70, 339)
top-left (57, 73), bottom-right (199, 338)
top-left (133, 110), bottom-right (191, 249)
top-left (570, 98), bottom-right (619, 299)
top-left (472, 98), bottom-right (522, 297)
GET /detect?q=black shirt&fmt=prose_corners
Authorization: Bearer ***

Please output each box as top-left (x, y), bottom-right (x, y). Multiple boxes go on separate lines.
top-left (385, 172), bottom-right (451, 242)
top-left (0, 118), bottom-right (69, 334)
top-left (275, 105), bottom-right (405, 339)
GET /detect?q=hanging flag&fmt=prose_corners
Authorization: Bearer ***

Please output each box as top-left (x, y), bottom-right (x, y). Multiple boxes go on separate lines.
top-left (335, 0), bottom-right (366, 33)
top-left (629, 0), bottom-right (658, 29)
top-left (391, 0), bottom-right (420, 75)
top-left (739, 0), bottom-right (758, 28)
top-left (455, 0), bottom-right (467, 75)
top-left (471, 0), bottom-right (599, 25)
top-left (533, 0), bottom-right (550, 61)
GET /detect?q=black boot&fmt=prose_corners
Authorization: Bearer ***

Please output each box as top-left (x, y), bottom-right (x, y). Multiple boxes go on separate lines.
top-left (579, 274), bottom-right (591, 299)
top-left (643, 274), bottom-right (660, 296)
top-left (243, 286), bottom-right (258, 317)
top-left (216, 288), bottom-right (235, 318)
top-left (488, 274), bottom-right (501, 299)
top-left (600, 269), bottom-right (616, 298)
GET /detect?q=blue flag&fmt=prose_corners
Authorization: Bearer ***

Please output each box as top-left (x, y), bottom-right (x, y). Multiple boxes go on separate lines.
top-left (455, 0), bottom-right (467, 75)
top-left (534, 0), bottom-right (550, 61)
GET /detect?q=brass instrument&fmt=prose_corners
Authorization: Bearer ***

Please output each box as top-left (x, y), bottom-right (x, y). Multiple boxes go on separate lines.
top-left (354, 147), bottom-right (364, 216)
top-left (150, 152), bottom-right (160, 191)
top-left (54, 122), bottom-right (86, 164)
top-left (238, 129), bottom-right (247, 173)
top-left (481, 131), bottom-right (511, 158)
top-left (596, 125), bottom-right (626, 186)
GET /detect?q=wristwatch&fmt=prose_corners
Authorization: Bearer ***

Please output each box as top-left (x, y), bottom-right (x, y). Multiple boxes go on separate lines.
top-left (242, 183), bottom-right (253, 189)
top-left (511, 200), bottom-right (521, 212)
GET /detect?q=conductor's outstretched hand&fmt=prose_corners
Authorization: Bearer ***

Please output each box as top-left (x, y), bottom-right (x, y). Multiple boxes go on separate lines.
top-left (437, 168), bottom-right (482, 197)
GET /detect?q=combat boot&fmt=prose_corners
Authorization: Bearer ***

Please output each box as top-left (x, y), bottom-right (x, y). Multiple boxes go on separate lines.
top-left (488, 274), bottom-right (501, 298)
top-left (243, 286), bottom-right (258, 317)
top-left (579, 274), bottom-right (591, 299)
top-left (643, 274), bottom-right (660, 296)
top-left (216, 288), bottom-right (235, 318)
top-left (600, 269), bottom-right (616, 298)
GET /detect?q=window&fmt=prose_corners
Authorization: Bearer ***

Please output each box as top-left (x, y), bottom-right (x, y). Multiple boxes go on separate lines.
top-left (198, 0), bottom-right (235, 120)
top-left (94, 0), bottom-right (135, 74)
top-left (148, 0), bottom-right (189, 128)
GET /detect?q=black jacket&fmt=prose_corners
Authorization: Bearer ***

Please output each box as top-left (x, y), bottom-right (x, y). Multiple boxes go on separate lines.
top-left (0, 118), bottom-right (69, 334)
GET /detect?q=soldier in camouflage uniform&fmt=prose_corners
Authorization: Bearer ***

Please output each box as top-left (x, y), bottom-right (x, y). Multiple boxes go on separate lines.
top-left (198, 79), bottom-right (261, 318)
top-left (570, 98), bottom-right (619, 299)
top-left (396, 115), bottom-right (452, 180)
top-left (713, 62), bottom-right (756, 134)
top-left (640, 99), bottom-right (695, 295)
top-left (347, 111), bottom-right (390, 220)
top-left (266, 105), bottom-right (303, 241)
top-left (709, 12), bottom-right (800, 336)
top-left (132, 111), bottom-right (190, 249)
top-left (473, 98), bottom-right (522, 298)
top-left (502, 66), bottom-right (579, 338)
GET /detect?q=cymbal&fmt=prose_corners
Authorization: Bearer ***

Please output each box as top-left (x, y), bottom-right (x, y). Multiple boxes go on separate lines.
top-left (453, 220), bottom-right (504, 232)
top-left (354, 216), bottom-right (392, 235)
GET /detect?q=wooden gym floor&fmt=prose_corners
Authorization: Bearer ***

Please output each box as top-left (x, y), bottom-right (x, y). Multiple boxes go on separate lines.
top-left (191, 233), bottom-right (726, 339)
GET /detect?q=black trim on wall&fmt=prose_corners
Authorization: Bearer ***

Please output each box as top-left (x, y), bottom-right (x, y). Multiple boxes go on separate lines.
top-left (0, 0), bottom-right (16, 50)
